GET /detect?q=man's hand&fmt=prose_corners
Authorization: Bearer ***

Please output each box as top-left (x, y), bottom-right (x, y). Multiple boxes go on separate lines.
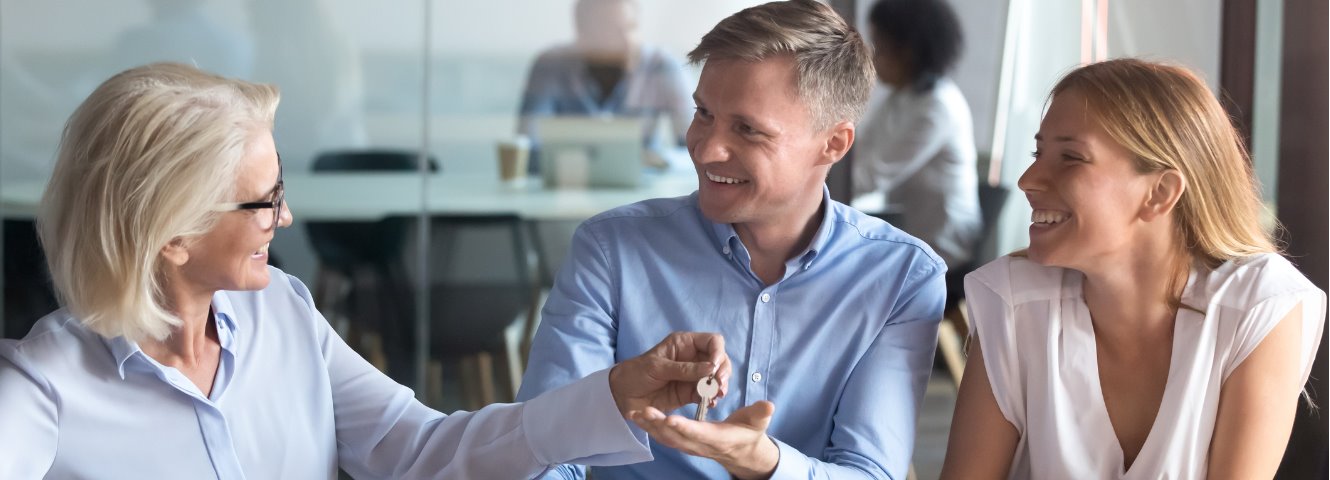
top-left (629, 401), bottom-right (780, 480)
top-left (608, 332), bottom-right (731, 418)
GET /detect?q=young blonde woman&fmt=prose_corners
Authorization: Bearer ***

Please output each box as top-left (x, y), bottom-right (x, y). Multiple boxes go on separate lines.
top-left (941, 59), bottom-right (1325, 479)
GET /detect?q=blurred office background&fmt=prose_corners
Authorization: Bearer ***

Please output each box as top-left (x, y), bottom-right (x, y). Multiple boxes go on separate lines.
top-left (1, 0), bottom-right (1324, 478)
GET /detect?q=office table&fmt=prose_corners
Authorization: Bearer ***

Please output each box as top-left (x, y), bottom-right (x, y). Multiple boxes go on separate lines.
top-left (2, 170), bottom-right (701, 221)
top-left (1, 170), bottom-right (700, 398)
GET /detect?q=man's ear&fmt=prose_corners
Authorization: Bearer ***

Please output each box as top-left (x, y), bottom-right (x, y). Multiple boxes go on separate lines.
top-left (1141, 169), bottom-right (1186, 221)
top-left (160, 238), bottom-right (191, 267)
top-left (816, 120), bottom-right (855, 167)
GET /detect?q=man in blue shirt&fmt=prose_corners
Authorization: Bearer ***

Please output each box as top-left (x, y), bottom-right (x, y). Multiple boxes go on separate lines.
top-left (517, 1), bottom-right (946, 479)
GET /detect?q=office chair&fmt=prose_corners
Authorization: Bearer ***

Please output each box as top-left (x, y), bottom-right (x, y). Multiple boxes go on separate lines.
top-left (304, 149), bottom-right (535, 409)
top-left (305, 149), bottom-right (437, 385)
top-left (2, 220), bottom-right (58, 339)
top-left (425, 214), bottom-right (534, 409)
top-left (935, 182), bottom-right (1011, 386)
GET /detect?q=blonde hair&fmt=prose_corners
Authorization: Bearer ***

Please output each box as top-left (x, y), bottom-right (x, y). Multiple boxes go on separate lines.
top-left (1050, 58), bottom-right (1277, 268)
top-left (38, 63), bottom-right (279, 341)
top-left (687, 0), bottom-right (874, 131)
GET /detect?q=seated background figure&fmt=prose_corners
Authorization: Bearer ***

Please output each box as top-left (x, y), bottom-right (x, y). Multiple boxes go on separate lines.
top-left (852, 0), bottom-right (981, 271)
top-left (517, 0), bottom-right (693, 171)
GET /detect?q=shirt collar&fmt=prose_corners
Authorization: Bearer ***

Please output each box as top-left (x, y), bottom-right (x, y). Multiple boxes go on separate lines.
top-left (101, 291), bottom-right (241, 379)
top-left (211, 291), bottom-right (240, 357)
top-left (104, 334), bottom-right (141, 380)
top-left (701, 186), bottom-right (836, 267)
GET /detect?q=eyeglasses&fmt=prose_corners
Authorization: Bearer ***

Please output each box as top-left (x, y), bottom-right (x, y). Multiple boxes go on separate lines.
top-left (213, 168), bottom-right (285, 229)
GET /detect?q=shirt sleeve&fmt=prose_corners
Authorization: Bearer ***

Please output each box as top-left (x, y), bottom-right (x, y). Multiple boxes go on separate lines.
top-left (284, 276), bottom-right (649, 479)
top-left (1224, 288), bottom-right (1328, 382)
top-left (963, 258), bottom-right (1025, 434)
top-left (851, 93), bottom-right (950, 197)
top-left (517, 50), bottom-right (560, 140)
top-left (768, 260), bottom-right (946, 479)
top-left (516, 222), bottom-right (626, 479)
top-left (0, 341), bottom-right (60, 478)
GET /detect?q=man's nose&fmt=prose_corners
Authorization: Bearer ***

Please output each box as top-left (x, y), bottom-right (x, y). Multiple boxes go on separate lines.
top-left (689, 127), bottom-right (730, 165)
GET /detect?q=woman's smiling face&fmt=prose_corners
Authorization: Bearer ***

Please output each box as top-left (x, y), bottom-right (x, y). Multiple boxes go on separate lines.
top-left (175, 131), bottom-right (292, 294)
top-left (1018, 88), bottom-right (1160, 271)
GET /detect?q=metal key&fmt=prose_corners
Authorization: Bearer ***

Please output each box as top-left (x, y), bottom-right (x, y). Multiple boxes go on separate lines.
top-left (695, 375), bottom-right (719, 421)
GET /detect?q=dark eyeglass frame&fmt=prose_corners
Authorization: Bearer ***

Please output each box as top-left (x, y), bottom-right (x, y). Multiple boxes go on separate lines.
top-left (213, 160), bottom-right (285, 228)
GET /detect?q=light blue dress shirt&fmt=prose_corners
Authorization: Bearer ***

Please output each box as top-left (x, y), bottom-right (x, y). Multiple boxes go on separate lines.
top-left (0, 268), bottom-right (650, 479)
top-left (518, 189), bottom-right (946, 479)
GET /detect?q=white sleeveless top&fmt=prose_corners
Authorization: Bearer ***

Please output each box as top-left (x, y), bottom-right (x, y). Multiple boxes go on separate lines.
top-left (966, 253), bottom-right (1326, 479)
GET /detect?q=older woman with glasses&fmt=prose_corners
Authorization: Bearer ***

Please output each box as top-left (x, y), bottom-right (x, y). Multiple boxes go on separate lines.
top-left (0, 63), bottom-right (731, 479)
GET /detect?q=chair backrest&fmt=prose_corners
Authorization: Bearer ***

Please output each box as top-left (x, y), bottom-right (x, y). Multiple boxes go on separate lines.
top-left (944, 182), bottom-right (1013, 309)
top-left (976, 183), bottom-right (1011, 242)
top-left (311, 149), bottom-right (439, 173)
top-left (305, 149), bottom-right (438, 269)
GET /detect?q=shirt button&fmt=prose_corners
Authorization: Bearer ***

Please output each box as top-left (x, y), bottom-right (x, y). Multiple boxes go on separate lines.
top-left (722, 246), bottom-right (731, 255)
top-left (751, 372), bottom-right (763, 382)
top-left (760, 293), bottom-right (771, 303)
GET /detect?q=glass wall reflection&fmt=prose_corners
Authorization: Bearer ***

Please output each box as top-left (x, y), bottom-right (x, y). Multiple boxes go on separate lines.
top-left (0, 0), bottom-right (763, 412)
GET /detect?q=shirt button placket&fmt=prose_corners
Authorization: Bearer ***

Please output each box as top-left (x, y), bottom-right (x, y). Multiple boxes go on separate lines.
top-left (748, 289), bottom-right (774, 401)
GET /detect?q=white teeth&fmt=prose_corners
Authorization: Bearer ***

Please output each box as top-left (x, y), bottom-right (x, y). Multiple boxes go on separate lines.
top-left (254, 243), bottom-right (270, 255)
top-left (706, 172), bottom-right (748, 184)
top-left (1030, 210), bottom-right (1069, 225)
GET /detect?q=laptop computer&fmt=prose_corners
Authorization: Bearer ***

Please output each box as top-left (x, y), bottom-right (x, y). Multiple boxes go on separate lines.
top-left (535, 117), bottom-right (644, 189)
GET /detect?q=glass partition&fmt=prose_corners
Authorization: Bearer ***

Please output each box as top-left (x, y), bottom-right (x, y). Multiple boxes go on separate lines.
top-left (0, 0), bottom-right (763, 411)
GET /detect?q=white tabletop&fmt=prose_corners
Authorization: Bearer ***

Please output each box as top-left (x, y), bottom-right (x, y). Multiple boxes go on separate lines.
top-left (1, 171), bottom-right (700, 222)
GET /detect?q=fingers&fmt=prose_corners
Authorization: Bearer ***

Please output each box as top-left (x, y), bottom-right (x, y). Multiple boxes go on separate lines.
top-left (724, 400), bottom-right (775, 432)
top-left (653, 331), bottom-right (731, 395)
top-left (633, 402), bottom-right (779, 477)
top-left (630, 410), bottom-right (723, 457)
top-left (714, 351), bottom-right (732, 399)
top-left (645, 356), bottom-right (717, 385)
top-left (658, 332), bottom-right (727, 368)
top-left (694, 333), bottom-right (727, 371)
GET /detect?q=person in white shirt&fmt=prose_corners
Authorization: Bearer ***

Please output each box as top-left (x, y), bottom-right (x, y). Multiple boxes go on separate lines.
top-left (0, 62), bottom-right (732, 479)
top-left (940, 58), bottom-right (1325, 479)
top-left (852, 0), bottom-right (981, 271)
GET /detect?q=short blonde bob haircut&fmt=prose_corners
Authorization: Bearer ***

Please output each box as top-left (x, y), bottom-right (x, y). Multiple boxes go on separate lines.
top-left (1050, 58), bottom-right (1277, 269)
top-left (39, 63), bottom-right (279, 341)
top-left (687, 0), bottom-right (874, 132)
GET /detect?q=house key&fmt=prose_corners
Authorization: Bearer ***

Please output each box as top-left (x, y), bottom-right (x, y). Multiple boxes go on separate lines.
top-left (695, 375), bottom-right (719, 421)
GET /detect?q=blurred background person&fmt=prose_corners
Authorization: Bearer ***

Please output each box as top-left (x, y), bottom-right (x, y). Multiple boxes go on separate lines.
top-left (249, 0), bottom-right (368, 174)
top-left (941, 59), bottom-right (1325, 479)
top-left (517, 0), bottom-right (693, 172)
top-left (852, 0), bottom-right (980, 271)
top-left (112, 0), bottom-right (253, 79)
